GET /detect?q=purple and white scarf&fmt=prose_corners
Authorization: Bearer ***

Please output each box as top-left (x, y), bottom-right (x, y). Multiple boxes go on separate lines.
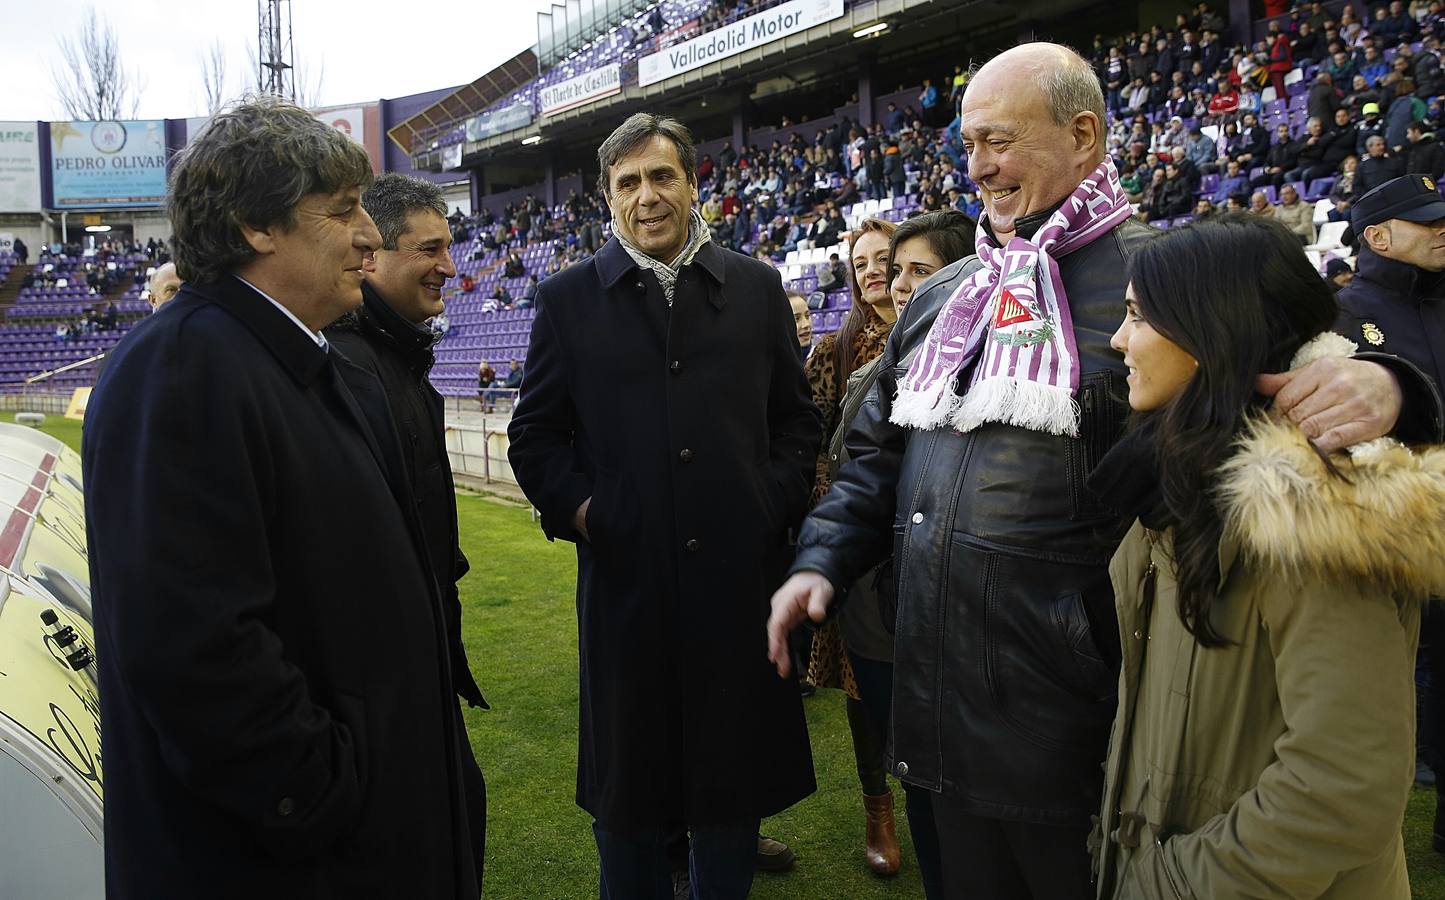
top-left (891, 157), bottom-right (1133, 437)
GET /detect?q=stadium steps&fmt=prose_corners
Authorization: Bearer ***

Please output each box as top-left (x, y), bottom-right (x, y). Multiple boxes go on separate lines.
top-left (0, 264), bottom-right (32, 313)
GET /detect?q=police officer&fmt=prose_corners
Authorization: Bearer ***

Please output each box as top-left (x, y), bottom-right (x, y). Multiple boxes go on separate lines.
top-left (1338, 171), bottom-right (1445, 858)
top-left (1339, 173), bottom-right (1445, 396)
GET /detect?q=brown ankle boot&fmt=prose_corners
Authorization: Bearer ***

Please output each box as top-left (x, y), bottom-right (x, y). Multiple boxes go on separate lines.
top-left (863, 791), bottom-right (901, 876)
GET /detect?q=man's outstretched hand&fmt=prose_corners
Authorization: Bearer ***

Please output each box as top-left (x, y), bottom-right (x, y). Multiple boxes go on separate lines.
top-left (766, 572), bottom-right (835, 678)
top-left (1256, 357), bottom-right (1402, 452)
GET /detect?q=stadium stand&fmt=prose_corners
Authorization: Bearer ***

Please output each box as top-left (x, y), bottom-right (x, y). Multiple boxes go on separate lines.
top-left (0, 242), bottom-right (157, 393)
top-left (8, 0), bottom-right (1445, 407)
top-left (419, 0), bottom-right (1445, 399)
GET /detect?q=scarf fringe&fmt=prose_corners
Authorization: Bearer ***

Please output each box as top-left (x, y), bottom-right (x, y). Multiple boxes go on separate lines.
top-left (890, 377), bottom-right (1079, 436)
top-left (891, 384), bottom-right (964, 430)
top-left (952, 377), bottom-right (1080, 437)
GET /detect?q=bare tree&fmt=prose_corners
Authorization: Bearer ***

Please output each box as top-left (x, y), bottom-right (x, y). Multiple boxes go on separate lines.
top-left (50, 7), bottom-right (140, 120)
top-left (294, 59), bottom-right (326, 110)
top-left (198, 40), bottom-right (230, 117)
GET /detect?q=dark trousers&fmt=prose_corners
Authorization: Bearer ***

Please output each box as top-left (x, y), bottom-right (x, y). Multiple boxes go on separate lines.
top-left (931, 797), bottom-right (1093, 900)
top-left (849, 652), bottom-right (945, 899)
top-left (596, 818), bottom-right (759, 900)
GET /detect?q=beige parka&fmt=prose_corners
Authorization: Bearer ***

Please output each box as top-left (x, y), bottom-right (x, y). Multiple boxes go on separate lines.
top-left (1094, 333), bottom-right (1445, 899)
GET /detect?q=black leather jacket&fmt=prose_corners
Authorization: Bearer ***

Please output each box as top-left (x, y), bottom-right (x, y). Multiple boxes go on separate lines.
top-left (791, 213), bottom-right (1155, 824)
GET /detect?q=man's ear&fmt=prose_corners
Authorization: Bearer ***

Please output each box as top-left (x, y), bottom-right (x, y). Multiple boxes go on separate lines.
top-left (1072, 111), bottom-right (1103, 160)
top-left (1363, 222), bottom-right (1391, 252)
top-left (238, 221), bottom-right (276, 256)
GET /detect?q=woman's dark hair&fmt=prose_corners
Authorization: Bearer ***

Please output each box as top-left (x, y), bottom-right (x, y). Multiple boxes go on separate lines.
top-left (833, 217), bottom-right (897, 394)
top-left (886, 209), bottom-right (977, 291)
top-left (1126, 214), bottom-right (1338, 646)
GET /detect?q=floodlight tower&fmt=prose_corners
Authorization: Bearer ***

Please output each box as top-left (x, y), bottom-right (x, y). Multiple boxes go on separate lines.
top-left (257, 0), bottom-right (296, 100)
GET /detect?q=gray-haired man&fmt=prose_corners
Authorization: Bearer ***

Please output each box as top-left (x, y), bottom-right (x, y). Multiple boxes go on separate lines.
top-left (146, 261), bottom-right (181, 311)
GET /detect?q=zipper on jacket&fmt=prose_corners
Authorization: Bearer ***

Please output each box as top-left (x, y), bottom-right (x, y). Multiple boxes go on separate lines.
top-left (1157, 834), bottom-right (1186, 900)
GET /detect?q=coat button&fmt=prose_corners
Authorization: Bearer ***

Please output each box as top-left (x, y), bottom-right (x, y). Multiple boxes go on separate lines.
top-left (635, 281), bottom-right (645, 290)
top-left (830, 453), bottom-right (838, 461)
top-left (670, 360), bottom-right (683, 374)
top-left (1134, 629), bottom-right (1144, 640)
top-left (896, 761), bottom-right (909, 776)
top-left (911, 512), bottom-right (923, 524)
top-left (685, 538), bottom-right (700, 552)
top-left (276, 797), bottom-right (294, 817)
top-left (679, 448), bottom-right (694, 463)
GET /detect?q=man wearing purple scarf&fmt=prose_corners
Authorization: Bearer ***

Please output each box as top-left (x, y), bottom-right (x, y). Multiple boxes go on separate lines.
top-left (766, 43), bottom-right (1442, 900)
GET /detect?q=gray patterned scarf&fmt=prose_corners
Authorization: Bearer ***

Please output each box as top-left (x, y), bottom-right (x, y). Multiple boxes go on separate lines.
top-left (617, 206), bottom-right (712, 307)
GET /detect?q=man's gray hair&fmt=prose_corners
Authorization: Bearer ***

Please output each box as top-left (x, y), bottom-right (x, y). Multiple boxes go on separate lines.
top-left (597, 113), bottom-right (696, 196)
top-left (146, 261), bottom-right (176, 292)
top-left (1039, 48), bottom-right (1108, 128)
top-left (167, 95), bottom-right (373, 284)
top-left (963, 44), bottom-right (1106, 136)
top-left (363, 174), bottom-right (448, 250)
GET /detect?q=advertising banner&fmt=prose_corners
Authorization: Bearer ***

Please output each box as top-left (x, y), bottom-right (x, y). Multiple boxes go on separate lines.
top-left (317, 106), bottom-right (366, 145)
top-left (465, 103), bottom-right (533, 143)
top-left (0, 122), bottom-right (41, 213)
top-left (540, 63), bottom-right (622, 117)
top-left (51, 120), bottom-right (167, 208)
top-left (638, 0), bottom-right (843, 87)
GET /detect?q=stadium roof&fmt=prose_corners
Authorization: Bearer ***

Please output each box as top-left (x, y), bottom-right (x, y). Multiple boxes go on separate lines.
top-left (387, 49), bottom-right (540, 155)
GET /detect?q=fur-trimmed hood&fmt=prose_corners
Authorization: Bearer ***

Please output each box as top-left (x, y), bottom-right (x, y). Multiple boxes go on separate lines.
top-left (1216, 333), bottom-right (1445, 598)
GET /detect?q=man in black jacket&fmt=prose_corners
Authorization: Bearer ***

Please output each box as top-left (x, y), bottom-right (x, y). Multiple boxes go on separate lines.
top-left (324, 173), bottom-right (489, 884)
top-left (1359, 133), bottom-right (1407, 194)
top-left (1407, 120), bottom-right (1445, 179)
top-left (84, 98), bottom-right (482, 900)
top-left (767, 43), bottom-right (1439, 900)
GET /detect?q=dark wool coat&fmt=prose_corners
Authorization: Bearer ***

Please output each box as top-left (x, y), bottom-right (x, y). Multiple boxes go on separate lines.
top-left (85, 276), bottom-right (481, 899)
top-left (508, 236), bottom-right (820, 829)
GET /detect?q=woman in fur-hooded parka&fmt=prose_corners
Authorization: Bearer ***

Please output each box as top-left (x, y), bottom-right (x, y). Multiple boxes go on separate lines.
top-left (1093, 335), bottom-right (1445, 900)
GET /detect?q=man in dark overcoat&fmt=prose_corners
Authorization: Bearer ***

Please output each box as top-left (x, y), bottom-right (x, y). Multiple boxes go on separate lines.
top-left (508, 112), bottom-right (820, 899)
top-left (83, 98), bottom-right (482, 899)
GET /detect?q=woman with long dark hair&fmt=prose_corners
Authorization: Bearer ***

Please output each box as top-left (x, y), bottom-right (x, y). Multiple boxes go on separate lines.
top-left (806, 211), bottom-right (975, 896)
top-left (1089, 215), bottom-right (1445, 898)
top-left (800, 216), bottom-right (899, 876)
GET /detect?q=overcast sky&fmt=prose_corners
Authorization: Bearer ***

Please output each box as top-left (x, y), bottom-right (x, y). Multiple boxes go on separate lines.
top-left (1, 0), bottom-right (563, 121)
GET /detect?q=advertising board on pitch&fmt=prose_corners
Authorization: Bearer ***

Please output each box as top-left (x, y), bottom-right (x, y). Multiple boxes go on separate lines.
top-left (0, 122), bottom-right (41, 213)
top-left (540, 63), bottom-right (622, 117)
top-left (51, 120), bottom-right (167, 208)
top-left (638, 0), bottom-right (843, 87)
